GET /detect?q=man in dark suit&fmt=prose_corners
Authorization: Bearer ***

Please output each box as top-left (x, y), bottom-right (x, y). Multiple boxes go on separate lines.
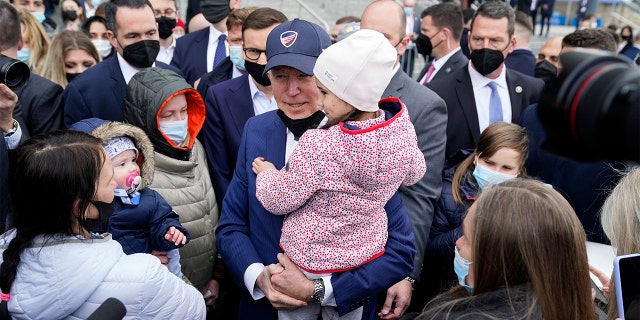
top-left (63, 0), bottom-right (182, 127)
top-left (416, 3), bottom-right (468, 85)
top-left (428, 1), bottom-right (544, 159)
top-left (171, 0), bottom-right (232, 85)
top-left (195, 6), bottom-right (256, 99)
top-left (361, 1), bottom-right (447, 316)
top-left (202, 7), bottom-right (287, 211)
top-left (522, 29), bottom-right (621, 244)
top-left (215, 19), bottom-right (416, 320)
top-left (505, 11), bottom-right (536, 77)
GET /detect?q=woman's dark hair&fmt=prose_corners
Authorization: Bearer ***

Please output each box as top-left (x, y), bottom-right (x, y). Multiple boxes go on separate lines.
top-left (0, 130), bottom-right (105, 318)
top-left (81, 15), bottom-right (107, 35)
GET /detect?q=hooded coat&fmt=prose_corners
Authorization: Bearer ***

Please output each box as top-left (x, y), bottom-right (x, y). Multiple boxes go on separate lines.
top-left (123, 68), bottom-right (217, 290)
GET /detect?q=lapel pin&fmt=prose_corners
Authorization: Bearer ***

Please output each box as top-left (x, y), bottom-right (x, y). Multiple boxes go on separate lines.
top-left (515, 86), bottom-right (523, 94)
top-left (446, 67), bottom-right (452, 73)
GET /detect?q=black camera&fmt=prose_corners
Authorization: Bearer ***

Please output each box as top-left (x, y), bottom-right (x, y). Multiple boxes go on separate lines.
top-left (538, 48), bottom-right (640, 163)
top-left (0, 54), bottom-right (30, 90)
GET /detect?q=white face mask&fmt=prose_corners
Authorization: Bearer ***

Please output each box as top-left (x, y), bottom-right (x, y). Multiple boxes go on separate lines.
top-left (92, 39), bottom-right (112, 58)
top-left (159, 116), bottom-right (188, 146)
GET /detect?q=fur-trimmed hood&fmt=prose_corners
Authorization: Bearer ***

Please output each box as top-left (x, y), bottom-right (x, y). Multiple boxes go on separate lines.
top-left (70, 118), bottom-right (155, 189)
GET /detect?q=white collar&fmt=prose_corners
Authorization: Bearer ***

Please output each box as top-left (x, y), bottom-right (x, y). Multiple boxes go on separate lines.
top-left (116, 52), bottom-right (156, 84)
top-left (468, 60), bottom-right (508, 90)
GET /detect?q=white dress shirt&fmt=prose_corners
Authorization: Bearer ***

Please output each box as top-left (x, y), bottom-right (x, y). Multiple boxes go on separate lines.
top-left (468, 62), bottom-right (512, 133)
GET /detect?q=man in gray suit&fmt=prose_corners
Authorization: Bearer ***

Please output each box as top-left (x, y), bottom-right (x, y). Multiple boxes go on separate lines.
top-left (416, 3), bottom-right (468, 85)
top-left (361, 1), bottom-right (448, 318)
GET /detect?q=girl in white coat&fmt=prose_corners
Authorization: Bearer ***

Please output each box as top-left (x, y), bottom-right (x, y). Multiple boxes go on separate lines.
top-left (0, 130), bottom-right (206, 320)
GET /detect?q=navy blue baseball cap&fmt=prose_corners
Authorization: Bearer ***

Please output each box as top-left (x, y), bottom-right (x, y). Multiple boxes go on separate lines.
top-left (263, 19), bottom-right (332, 76)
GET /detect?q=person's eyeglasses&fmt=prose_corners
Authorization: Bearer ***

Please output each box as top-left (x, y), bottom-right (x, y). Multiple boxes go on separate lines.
top-left (155, 9), bottom-right (176, 18)
top-left (243, 47), bottom-right (267, 61)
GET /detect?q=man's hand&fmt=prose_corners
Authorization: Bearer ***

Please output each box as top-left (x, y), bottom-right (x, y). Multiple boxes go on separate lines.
top-left (200, 279), bottom-right (220, 306)
top-left (378, 278), bottom-right (412, 320)
top-left (256, 261), bottom-right (307, 310)
top-left (0, 84), bottom-right (17, 131)
top-left (252, 157), bottom-right (276, 174)
top-left (164, 226), bottom-right (187, 245)
top-left (270, 253), bottom-right (315, 302)
top-left (151, 250), bottom-right (169, 268)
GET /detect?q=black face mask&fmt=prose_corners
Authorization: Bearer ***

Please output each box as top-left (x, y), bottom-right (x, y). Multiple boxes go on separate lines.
top-left (277, 110), bottom-right (326, 140)
top-left (622, 35), bottom-right (632, 41)
top-left (534, 60), bottom-right (558, 82)
top-left (470, 48), bottom-right (505, 76)
top-left (415, 33), bottom-right (432, 56)
top-left (245, 60), bottom-right (271, 87)
top-left (63, 10), bottom-right (78, 21)
top-left (200, 0), bottom-right (230, 24)
top-left (66, 72), bottom-right (80, 83)
top-left (121, 39), bottom-right (160, 68)
top-left (156, 17), bottom-right (176, 39)
top-left (85, 200), bottom-right (115, 234)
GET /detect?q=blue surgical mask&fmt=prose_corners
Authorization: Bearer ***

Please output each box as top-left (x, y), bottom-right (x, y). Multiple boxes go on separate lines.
top-left (454, 246), bottom-right (473, 292)
top-left (159, 116), bottom-right (189, 145)
top-left (229, 45), bottom-right (245, 72)
top-left (404, 7), bottom-right (413, 16)
top-left (17, 48), bottom-right (30, 62)
top-left (472, 161), bottom-right (517, 190)
top-left (31, 11), bottom-right (46, 23)
top-left (91, 0), bottom-right (102, 7)
top-left (173, 34), bottom-right (182, 40)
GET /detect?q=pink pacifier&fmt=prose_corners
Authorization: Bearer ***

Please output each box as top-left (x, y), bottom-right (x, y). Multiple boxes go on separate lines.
top-left (125, 172), bottom-right (142, 194)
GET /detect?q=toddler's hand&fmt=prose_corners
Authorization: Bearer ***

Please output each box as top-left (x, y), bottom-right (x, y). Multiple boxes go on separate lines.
top-left (252, 157), bottom-right (276, 174)
top-left (165, 226), bottom-right (187, 246)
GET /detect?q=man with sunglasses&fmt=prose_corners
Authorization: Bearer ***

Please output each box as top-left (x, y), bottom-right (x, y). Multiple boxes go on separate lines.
top-left (202, 7), bottom-right (287, 207)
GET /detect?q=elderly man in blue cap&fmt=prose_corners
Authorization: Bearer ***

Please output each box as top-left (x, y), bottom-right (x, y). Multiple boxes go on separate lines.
top-left (216, 18), bottom-right (416, 320)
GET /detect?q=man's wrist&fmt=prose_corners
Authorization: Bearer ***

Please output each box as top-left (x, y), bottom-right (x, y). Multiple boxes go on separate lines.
top-left (404, 276), bottom-right (416, 285)
top-left (1, 119), bottom-right (17, 135)
top-left (310, 279), bottom-right (325, 303)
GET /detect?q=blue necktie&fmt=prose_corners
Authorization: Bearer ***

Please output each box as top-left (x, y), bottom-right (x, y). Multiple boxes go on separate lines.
top-left (213, 34), bottom-right (227, 69)
top-left (487, 81), bottom-right (503, 124)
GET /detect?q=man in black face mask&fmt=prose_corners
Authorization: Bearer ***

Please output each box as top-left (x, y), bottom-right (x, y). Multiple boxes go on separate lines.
top-left (202, 7), bottom-right (286, 207)
top-left (151, 0), bottom-right (179, 64)
top-left (62, 0), bottom-right (182, 127)
top-left (427, 0), bottom-right (544, 159)
top-left (416, 3), bottom-right (468, 85)
top-left (171, 0), bottom-right (239, 85)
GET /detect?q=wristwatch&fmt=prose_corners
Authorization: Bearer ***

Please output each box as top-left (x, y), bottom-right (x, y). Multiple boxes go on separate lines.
top-left (310, 279), bottom-right (325, 304)
top-left (2, 119), bottom-right (17, 137)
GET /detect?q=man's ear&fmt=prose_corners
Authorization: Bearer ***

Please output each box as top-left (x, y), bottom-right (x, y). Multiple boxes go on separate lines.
top-left (107, 30), bottom-right (118, 49)
top-left (18, 38), bottom-right (24, 51)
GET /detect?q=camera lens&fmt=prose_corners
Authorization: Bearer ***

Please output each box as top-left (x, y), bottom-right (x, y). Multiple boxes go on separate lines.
top-left (0, 54), bottom-right (30, 90)
top-left (538, 48), bottom-right (640, 162)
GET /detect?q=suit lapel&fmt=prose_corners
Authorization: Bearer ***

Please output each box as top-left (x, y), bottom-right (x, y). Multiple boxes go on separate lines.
top-left (195, 28), bottom-right (210, 74)
top-left (108, 56), bottom-right (126, 98)
top-left (456, 68), bottom-right (481, 142)
top-left (227, 76), bottom-right (255, 137)
top-left (506, 70), bottom-right (524, 122)
top-left (383, 69), bottom-right (405, 100)
top-left (265, 115), bottom-right (286, 169)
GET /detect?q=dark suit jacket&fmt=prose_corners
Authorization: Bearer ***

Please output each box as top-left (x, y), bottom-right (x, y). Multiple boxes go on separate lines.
top-left (505, 48), bottom-right (536, 77)
top-left (520, 104), bottom-right (622, 243)
top-left (428, 66), bottom-right (544, 158)
top-left (63, 55), bottom-right (181, 127)
top-left (196, 57), bottom-right (234, 99)
top-left (15, 74), bottom-right (64, 135)
top-left (202, 74), bottom-right (253, 206)
top-left (460, 28), bottom-right (470, 59)
top-left (417, 50), bottom-right (469, 84)
top-left (171, 27), bottom-right (210, 84)
top-left (383, 69), bottom-right (447, 281)
top-left (215, 110), bottom-right (416, 319)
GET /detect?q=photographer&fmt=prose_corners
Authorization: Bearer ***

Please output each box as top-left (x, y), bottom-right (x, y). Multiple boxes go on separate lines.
top-left (521, 28), bottom-right (624, 244)
top-left (0, 2), bottom-right (63, 136)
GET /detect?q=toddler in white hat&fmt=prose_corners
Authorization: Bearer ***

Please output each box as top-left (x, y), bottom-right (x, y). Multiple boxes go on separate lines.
top-left (252, 29), bottom-right (426, 320)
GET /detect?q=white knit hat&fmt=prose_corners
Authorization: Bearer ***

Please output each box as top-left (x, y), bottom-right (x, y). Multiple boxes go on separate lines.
top-left (104, 136), bottom-right (138, 159)
top-left (313, 29), bottom-right (397, 112)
